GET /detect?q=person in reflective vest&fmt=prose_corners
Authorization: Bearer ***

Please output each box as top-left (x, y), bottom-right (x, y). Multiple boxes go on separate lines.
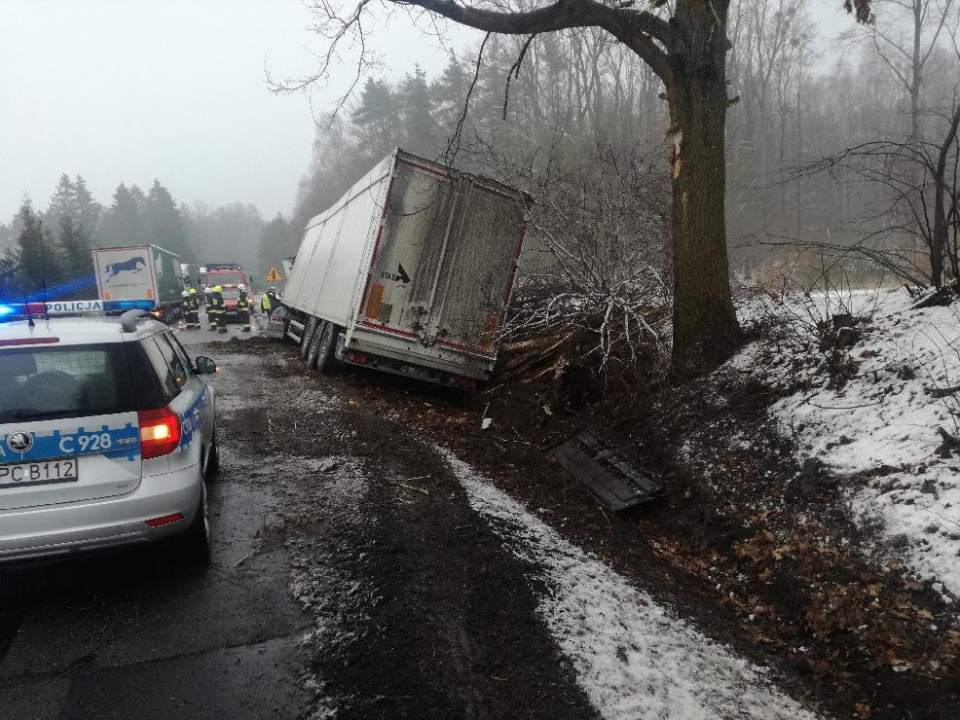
top-left (261, 287), bottom-right (275, 315)
top-left (237, 284), bottom-right (251, 332)
top-left (185, 287), bottom-right (201, 329)
top-left (180, 290), bottom-right (190, 326)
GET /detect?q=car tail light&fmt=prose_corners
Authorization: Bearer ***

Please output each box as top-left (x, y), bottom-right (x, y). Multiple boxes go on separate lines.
top-left (138, 407), bottom-right (182, 459)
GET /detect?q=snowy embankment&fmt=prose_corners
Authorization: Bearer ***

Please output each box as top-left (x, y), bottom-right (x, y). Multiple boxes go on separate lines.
top-left (441, 449), bottom-right (825, 720)
top-left (734, 288), bottom-right (960, 599)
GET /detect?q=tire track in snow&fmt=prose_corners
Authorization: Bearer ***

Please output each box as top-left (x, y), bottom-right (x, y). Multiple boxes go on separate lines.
top-left (440, 448), bottom-right (828, 720)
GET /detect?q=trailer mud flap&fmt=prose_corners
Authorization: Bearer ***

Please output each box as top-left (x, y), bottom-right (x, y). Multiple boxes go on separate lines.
top-left (548, 430), bottom-right (663, 511)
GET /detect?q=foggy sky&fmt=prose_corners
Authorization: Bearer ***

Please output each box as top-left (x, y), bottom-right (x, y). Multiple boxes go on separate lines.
top-left (1, 0), bottom-right (844, 228)
top-left (0, 0), bottom-right (474, 226)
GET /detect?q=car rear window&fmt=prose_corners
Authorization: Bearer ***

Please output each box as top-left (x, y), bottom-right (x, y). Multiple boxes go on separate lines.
top-left (0, 344), bottom-right (139, 422)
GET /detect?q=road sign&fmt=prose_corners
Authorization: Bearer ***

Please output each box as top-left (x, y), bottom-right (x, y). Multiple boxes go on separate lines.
top-left (265, 267), bottom-right (282, 282)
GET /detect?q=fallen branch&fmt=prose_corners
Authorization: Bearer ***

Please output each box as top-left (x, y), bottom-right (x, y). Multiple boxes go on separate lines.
top-left (926, 385), bottom-right (960, 398)
top-left (936, 427), bottom-right (960, 448)
top-left (395, 481), bottom-right (430, 496)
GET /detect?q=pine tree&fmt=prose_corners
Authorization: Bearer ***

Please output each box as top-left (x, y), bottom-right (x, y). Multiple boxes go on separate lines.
top-left (144, 180), bottom-right (187, 258)
top-left (400, 65), bottom-right (439, 155)
top-left (98, 183), bottom-right (144, 248)
top-left (45, 174), bottom-right (76, 236)
top-left (432, 51), bottom-right (472, 141)
top-left (57, 215), bottom-right (96, 299)
top-left (351, 78), bottom-right (400, 162)
top-left (73, 176), bottom-right (102, 236)
top-left (14, 201), bottom-right (62, 299)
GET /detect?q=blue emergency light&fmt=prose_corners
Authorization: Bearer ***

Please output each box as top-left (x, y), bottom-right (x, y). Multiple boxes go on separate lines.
top-left (102, 299), bottom-right (155, 312)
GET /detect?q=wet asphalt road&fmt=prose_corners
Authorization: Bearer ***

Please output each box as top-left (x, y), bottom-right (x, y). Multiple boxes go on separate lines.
top-left (0, 323), bottom-right (306, 720)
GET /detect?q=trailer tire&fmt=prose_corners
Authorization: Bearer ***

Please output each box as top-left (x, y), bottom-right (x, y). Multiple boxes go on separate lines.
top-left (299, 317), bottom-right (319, 361)
top-left (316, 323), bottom-right (342, 375)
top-left (306, 320), bottom-right (328, 370)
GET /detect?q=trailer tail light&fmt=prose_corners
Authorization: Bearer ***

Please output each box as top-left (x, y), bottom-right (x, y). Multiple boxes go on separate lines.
top-left (138, 407), bottom-right (182, 459)
top-left (346, 351), bottom-right (368, 364)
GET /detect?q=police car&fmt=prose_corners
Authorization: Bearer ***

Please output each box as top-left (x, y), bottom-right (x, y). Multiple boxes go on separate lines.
top-left (0, 305), bottom-right (219, 564)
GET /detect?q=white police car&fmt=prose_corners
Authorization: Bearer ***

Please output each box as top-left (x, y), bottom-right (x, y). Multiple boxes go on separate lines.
top-left (0, 307), bottom-right (219, 564)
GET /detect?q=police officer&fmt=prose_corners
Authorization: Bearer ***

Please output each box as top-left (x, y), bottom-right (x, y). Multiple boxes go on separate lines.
top-left (237, 283), bottom-right (251, 332)
top-left (186, 287), bottom-right (201, 329)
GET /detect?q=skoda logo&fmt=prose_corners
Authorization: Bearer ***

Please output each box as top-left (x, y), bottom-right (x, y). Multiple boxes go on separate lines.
top-left (7, 431), bottom-right (33, 454)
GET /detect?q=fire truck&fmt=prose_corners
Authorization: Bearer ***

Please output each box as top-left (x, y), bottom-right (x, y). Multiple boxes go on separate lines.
top-left (199, 263), bottom-right (254, 323)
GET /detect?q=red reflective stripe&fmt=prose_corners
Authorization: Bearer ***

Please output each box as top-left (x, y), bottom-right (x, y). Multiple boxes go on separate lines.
top-left (0, 337), bottom-right (60, 346)
top-left (358, 321), bottom-right (419, 339)
top-left (396, 157), bottom-right (451, 180)
top-left (145, 513), bottom-right (184, 528)
top-left (436, 339), bottom-right (497, 359)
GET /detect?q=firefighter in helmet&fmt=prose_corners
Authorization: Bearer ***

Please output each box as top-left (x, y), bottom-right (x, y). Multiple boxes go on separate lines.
top-left (185, 287), bottom-right (201, 329)
top-left (206, 286), bottom-right (222, 331)
top-left (237, 283), bottom-right (251, 332)
top-left (213, 285), bottom-right (228, 333)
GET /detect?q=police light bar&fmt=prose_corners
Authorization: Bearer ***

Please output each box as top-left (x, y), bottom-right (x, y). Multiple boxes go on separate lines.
top-left (0, 299), bottom-right (157, 322)
top-left (102, 299), bottom-right (155, 312)
top-left (0, 301), bottom-right (57, 320)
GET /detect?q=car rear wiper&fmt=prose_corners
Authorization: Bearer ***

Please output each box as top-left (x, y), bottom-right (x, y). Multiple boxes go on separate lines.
top-left (10, 409), bottom-right (67, 421)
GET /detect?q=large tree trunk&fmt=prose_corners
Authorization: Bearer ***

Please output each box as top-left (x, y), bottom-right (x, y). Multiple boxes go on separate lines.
top-left (666, 0), bottom-right (743, 374)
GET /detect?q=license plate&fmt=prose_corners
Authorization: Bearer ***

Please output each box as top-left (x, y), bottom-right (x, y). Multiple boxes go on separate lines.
top-left (0, 459), bottom-right (79, 488)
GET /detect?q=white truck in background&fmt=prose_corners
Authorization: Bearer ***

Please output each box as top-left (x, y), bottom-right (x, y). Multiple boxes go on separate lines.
top-left (92, 244), bottom-right (184, 323)
top-left (282, 148), bottom-right (529, 388)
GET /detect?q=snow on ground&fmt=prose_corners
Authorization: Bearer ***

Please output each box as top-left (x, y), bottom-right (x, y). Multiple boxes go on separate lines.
top-left (441, 449), bottom-right (826, 720)
top-left (734, 287), bottom-right (960, 599)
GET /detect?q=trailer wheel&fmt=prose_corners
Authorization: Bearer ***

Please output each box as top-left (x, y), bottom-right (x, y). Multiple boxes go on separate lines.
top-left (306, 320), bottom-right (328, 370)
top-left (299, 317), bottom-right (319, 361)
top-left (316, 323), bottom-right (342, 374)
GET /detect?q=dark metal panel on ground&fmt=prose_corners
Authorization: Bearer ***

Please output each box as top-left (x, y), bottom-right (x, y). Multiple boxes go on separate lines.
top-left (548, 430), bottom-right (663, 511)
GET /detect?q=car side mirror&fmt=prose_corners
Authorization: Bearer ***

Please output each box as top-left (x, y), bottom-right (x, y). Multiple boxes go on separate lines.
top-left (194, 355), bottom-right (218, 374)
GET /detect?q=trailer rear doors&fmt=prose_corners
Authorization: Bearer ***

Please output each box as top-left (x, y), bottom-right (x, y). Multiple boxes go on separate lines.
top-left (359, 155), bottom-right (525, 360)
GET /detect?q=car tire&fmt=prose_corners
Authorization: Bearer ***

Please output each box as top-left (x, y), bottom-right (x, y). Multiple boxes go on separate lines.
top-left (306, 320), bottom-right (328, 370)
top-left (299, 317), bottom-right (319, 361)
top-left (205, 428), bottom-right (220, 480)
top-left (316, 323), bottom-right (342, 375)
top-left (177, 483), bottom-right (210, 567)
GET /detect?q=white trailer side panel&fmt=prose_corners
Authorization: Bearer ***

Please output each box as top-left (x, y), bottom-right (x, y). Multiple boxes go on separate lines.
top-left (284, 155), bottom-right (393, 322)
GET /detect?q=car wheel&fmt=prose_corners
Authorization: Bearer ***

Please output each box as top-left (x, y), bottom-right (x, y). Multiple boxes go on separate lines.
top-left (306, 320), bottom-right (328, 370)
top-left (177, 483), bottom-right (210, 567)
top-left (299, 317), bottom-right (319, 361)
top-left (205, 428), bottom-right (220, 479)
top-left (316, 323), bottom-right (342, 374)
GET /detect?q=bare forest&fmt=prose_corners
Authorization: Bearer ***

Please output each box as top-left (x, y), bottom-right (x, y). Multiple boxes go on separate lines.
top-left (2, 0), bottom-right (959, 376)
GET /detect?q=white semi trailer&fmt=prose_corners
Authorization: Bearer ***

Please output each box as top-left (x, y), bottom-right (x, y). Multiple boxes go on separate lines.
top-left (283, 149), bottom-right (528, 388)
